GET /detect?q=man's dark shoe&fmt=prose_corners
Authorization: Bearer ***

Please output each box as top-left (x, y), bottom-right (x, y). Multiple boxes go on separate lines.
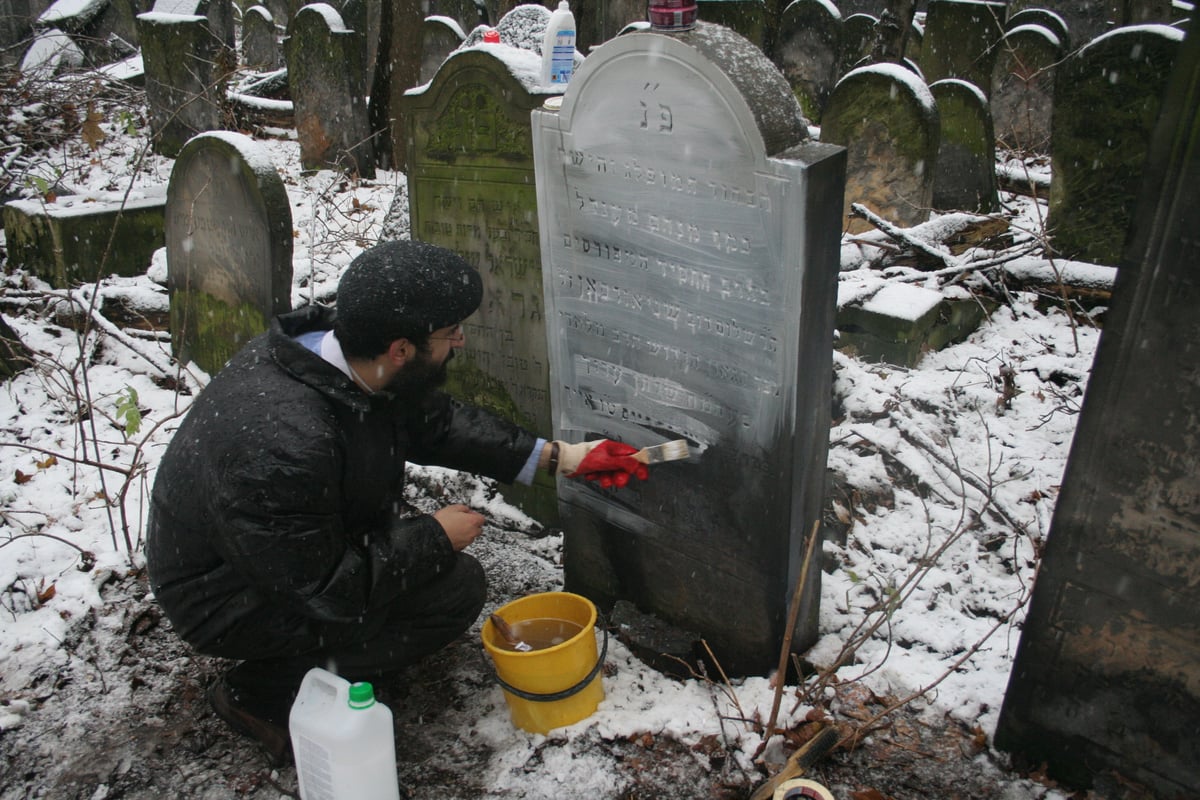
top-left (207, 678), bottom-right (292, 765)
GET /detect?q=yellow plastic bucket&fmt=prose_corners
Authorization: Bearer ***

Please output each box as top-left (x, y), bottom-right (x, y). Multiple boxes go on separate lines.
top-left (481, 592), bottom-right (606, 734)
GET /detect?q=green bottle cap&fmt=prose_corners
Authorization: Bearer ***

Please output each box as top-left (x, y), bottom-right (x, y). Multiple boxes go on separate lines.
top-left (348, 681), bottom-right (376, 709)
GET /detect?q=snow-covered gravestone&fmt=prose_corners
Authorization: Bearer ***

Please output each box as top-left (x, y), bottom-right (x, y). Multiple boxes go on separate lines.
top-left (837, 12), bottom-right (876, 76)
top-left (418, 15), bottom-right (464, 84)
top-left (399, 19), bottom-right (560, 524)
top-left (989, 23), bottom-right (1064, 153)
top-left (241, 5), bottom-right (282, 71)
top-left (822, 63), bottom-right (939, 234)
top-left (774, 0), bottom-right (842, 124)
top-left (930, 78), bottom-right (999, 213)
top-left (284, 3), bottom-right (375, 177)
top-left (136, 2), bottom-right (230, 157)
top-left (165, 132), bottom-right (293, 375)
top-left (1048, 24), bottom-right (1182, 266)
top-left (532, 22), bottom-right (846, 675)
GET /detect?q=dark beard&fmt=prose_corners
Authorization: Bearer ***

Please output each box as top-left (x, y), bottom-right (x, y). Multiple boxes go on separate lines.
top-left (384, 348), bottom-right (452, 399)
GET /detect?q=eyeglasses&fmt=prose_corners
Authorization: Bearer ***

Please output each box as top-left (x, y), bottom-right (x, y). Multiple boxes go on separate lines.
top-left (428, 324), bottom-right (465, 343)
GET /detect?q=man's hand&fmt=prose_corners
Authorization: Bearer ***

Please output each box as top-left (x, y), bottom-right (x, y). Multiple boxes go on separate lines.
top-left (555, 440), bottom-right (649, 488)
top-left (433, 504), bottom-right (486, 551)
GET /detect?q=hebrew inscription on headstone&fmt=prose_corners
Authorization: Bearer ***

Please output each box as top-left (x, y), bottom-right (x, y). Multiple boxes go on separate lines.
top-left (533, 23), bottom-right (846, 675)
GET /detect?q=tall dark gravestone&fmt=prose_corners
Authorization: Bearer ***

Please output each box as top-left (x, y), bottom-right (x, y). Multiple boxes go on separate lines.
top-left (165, 132), bottom-right (294, 375)
top-left (996, 27), bottom-right (1200, 799)
top-left (400, 45), bottom-right (560, 525)
top-left (532, 23), bottom-right (846, 675)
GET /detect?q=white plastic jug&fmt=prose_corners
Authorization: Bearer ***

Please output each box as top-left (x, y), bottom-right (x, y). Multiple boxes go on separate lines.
top-left (289, 667), bottom-right (400, 800)
top-left (541, 0), bottom-right (576, 88)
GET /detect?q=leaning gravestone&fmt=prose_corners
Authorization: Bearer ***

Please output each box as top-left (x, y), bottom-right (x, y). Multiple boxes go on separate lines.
top-left (400, 41), bottom-right (559, 524)
top-left (930, 78), bottom-right (999, 213)
top-left (165, 132), bottom-right (294, 375)
top-left (532, 22), bottom-right (846, 675)
top-left (997, 24), bottom-right (1200, 798)
top-left (419, 15), bottom-right (465, 84)
top-left (919, 0), bottom-right (1006, 93)
top-left (989, 23), bottom-right (1064, 153)
top-left (285, 3), bottom-right (375, 177)
top-left (774, 0), bottom-right (842, 124)
top-left (1048, 24), bottom-right (1182, 265)
top-left (137, 3), bottom-right (230, 157)
top-left (822, 63), bottom-right (940, 234)
top-left (241, 5), bottom-right (282, 70)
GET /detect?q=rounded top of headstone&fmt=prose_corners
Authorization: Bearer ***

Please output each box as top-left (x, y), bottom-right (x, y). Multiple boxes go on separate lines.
top-left (336, 241), bottom-right (483, 353)
top-left (573, 22), bottom-right (810, 155)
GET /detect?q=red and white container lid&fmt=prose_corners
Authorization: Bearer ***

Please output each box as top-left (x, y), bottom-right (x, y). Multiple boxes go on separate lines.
top-left (648, 0), bottom-right (696, 31)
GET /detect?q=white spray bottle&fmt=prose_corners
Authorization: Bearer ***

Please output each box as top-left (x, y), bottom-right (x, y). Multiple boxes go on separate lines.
top-left (541, 0), bottom-right (577, 89)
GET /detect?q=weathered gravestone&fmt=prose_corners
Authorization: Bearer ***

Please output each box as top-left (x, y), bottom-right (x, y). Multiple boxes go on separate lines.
top-left (919, 0), bottom-right (1006, 93)
top-left (285, 3), bottom-right (375, 177)
top-left (989, 23), bottom-right (1064, 153)
top-left (775, 0), bottom-right (842, 124)
top-left (1048, 24), bottom-right (1182, 265)
top-left (400, 39), bottom-right (560, 524)
top-left (419, 15), bottom-right (465, 84)
top-left (165, 132), bottom-right (293, 374)
top-left (18, 27), bottom-right (82, 79)
top-left (1005, 6), bottom-right (1070, 49)
top-left (262, 0), bottom-right (289, 30)
top-left (241, 5), bottom-right (282, 70)
top-left (35, 0), bottom-right (147, 63)
top-left (425, 0), bottom-right (485, 30)
top-left (822, 63), bottom-right (939, 234)
top-left (930, 78), bottom-right (999, 212)
top-left (532, 22), bottom-right (847, 674)
top-left (996, 24), bottom-right (1200, 798)
top-left (838, 12), bottom-right (877, 75)
top-left (136, 1), bottom-right (232, 157)
top-left (696, 0), bottom-right (766, 48)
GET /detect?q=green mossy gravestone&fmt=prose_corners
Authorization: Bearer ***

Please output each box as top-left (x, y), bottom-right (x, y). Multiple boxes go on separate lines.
top-left (823, 63), bottom-right (940, 234)
top-left (400, 44), bottom-right (559, 525)
top-left (136, 7), bottom-right (229, 157)
top-left (533, 22), bottom-right (846, 675)
top-left (2, 191), bottom-right (166, 287)
top-left (918, 0), bottom-right (1006, 93)
top-left (165, 132), bottom-right (293, 375)
top-left (285, 3), bottom-right (376, 177)
top-left (1048, 24), bottom-right (1182, 265)
top-left (990, 23), bottom-right (1064, 153)
top-left (930, 78), bottom-right (999, 213)
top-left (837, 283), bottom-right (990, 366)
top-left (775, 0), bottom-right (842, 124)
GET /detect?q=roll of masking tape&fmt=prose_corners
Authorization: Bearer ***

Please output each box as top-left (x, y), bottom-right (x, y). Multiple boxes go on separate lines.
top-left (773, 778), bottom-right (836, 800)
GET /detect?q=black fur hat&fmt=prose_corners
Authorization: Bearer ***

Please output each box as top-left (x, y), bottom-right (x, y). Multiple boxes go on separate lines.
top-left (335, 240), bottom-right (482, 358)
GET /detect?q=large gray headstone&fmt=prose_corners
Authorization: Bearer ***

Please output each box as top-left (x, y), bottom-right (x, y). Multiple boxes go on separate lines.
top-left (284, 3), bottom-right (375, 177)
top-left (822, 63), bottom-right (940, 233)
top-left (775, 0), bottom-right (842, 124)
top-left (165, 132), bottom-right (294, 374)
top-left (1048, 24), bottom-right (1182, 265)
top-left (400, 41), bottom-right (559, 524)
top-left (532, 22), bottom-right (846, 675)
top-left (996, 24), bottom-right (1200, 798)
top-left (990, 23), bottom-right (1064, 154)
top-left (930, 78), bottom-right (999, 213)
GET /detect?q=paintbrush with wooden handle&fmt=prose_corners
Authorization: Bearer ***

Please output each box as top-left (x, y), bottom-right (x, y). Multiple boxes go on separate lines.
top-left (631, 439), bottom-right (691, 465)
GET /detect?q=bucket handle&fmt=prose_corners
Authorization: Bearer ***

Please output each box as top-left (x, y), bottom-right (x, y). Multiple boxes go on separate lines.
top-left (490, 620), bottom-right (609, 703)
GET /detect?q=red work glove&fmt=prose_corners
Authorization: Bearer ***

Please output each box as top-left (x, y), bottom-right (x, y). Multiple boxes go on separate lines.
top-left (555, 439), bottom-right (649, 489)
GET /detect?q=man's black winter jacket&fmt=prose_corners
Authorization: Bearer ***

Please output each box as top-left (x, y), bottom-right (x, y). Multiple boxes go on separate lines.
top-left (145, 305), bottom-right (538, 658)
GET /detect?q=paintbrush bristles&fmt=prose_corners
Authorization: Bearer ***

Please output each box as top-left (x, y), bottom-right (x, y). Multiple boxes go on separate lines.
top-left (632, 439), bottom-right (690, 464)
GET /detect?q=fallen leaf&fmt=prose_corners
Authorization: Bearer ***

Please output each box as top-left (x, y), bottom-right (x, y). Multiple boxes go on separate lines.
top-left (37, 581), bottom-right (56, 604)
top-left (36, 455), bottom-right (57, 470)
top-left (15, 469), bottom-right (32, 484)
top-left (82, 102), bottom-right (106, 150)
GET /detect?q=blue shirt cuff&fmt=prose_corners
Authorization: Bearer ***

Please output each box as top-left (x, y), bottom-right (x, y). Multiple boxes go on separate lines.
top-left (515, 438), bottom-right (548, 485)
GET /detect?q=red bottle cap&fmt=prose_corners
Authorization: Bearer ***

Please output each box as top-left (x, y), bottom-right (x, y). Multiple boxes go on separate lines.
top-left (483, 28), bottom-right (500, 43)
